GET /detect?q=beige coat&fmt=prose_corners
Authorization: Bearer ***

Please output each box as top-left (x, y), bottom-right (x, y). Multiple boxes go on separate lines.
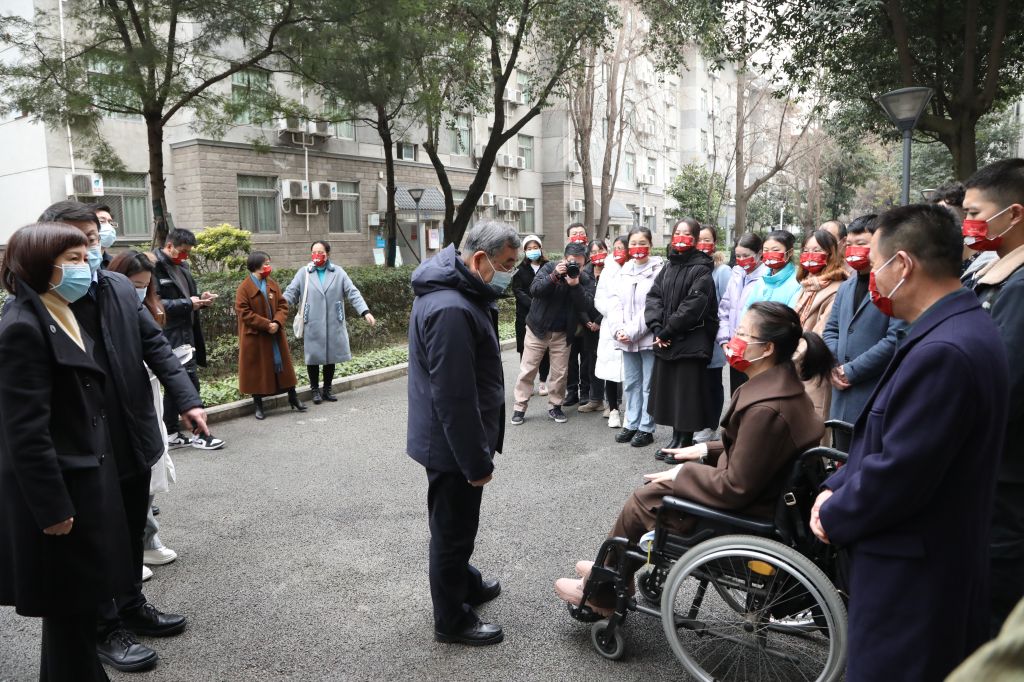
top-left (795, 275), bottom-right (845, 441)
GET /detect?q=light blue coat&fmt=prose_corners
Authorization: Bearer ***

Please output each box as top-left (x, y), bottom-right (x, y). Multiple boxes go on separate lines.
top-left (744, 261), bottom-right (802, 311)
top-left (284, 262), bottom-right (369, 365)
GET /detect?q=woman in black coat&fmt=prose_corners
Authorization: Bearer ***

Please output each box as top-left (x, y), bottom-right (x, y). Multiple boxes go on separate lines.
top-left (0, 223), bottom-right (132, 681)
top-left (510, 234), bottom-right (550, 393)
top-left (645, 218), bottom-right (719, 459)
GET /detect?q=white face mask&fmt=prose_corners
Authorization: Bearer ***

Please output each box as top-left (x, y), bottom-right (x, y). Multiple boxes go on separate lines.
top-left (135, 287), bottom-right (148, 302)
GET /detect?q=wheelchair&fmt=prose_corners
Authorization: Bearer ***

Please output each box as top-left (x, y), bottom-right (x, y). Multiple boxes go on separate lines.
top-left (566, 421), bottom-right (853, 682)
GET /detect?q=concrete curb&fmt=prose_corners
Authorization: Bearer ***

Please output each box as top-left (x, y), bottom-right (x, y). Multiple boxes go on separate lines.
top-left (205, 337), bottom-right (517, 425)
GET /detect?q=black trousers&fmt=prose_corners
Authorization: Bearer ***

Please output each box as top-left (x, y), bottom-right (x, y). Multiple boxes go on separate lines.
top-left (426, 469), bottom-right (486, 633)
top-left (41, 613), bottom-right (108, 681)
top-left (704, 366), bottom-right (725, 429)
top-left (307, 364), bottom-right (336, 390)
top-left (566, 334), bottom-right (588, 398)
top-left (605, 381), bottom-right (620, 410)
top-left (729, 366), bottom-right (748, 396)
top-left (163, 357), bottom-right (200, 434)
top-left (98, 469), bottom-right (150, 636)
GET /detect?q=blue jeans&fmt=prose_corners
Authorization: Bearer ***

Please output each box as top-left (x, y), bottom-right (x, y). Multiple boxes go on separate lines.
top-left (622, 350), bottom-right (655, 432)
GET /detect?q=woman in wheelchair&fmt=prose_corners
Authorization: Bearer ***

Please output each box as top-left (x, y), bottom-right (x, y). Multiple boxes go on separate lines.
top-left (555, 301), bottom-right (832, 614)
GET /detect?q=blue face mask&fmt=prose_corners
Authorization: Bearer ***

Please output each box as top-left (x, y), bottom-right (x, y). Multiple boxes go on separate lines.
top-left (99, 225), bottom-right (117, 249)
top-left (486, 256), bottom-right (513, 294)
top-left (87, 245), bottom-right (103, 272)
top-left (135, 287), bottom-right (148, 302)
top-left (526, 249), bottom-right (542, 261)
top-left (51, 263), bottom-right (92, 303)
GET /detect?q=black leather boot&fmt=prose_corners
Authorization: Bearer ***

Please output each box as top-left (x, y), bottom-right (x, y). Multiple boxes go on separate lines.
top-left (288, 388), bottom-right (307, 412)
top-left (253, 396), bottom-right (265, 420)
top-left (656, 430), bottom-right (685, 461)
top-left (311, 387), bottom-right (322, 404)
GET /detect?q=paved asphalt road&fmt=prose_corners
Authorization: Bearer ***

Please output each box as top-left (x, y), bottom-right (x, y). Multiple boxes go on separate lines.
top-left (1, 351), bottom-right (723, 682)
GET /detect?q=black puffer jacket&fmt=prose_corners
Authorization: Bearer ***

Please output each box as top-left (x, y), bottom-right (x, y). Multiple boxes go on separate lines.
top-left (645, 249), bottom-right (718, 361)
top-left (526, 261), bottom-right (594, 340)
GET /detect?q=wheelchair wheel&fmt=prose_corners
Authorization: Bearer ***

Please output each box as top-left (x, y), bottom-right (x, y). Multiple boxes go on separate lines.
top-left (660, 535), bottom-right (847, 682)
top-left (637, 567), bottom-right (663, 604)
top-left (590, 619), bottom-right (626, 661)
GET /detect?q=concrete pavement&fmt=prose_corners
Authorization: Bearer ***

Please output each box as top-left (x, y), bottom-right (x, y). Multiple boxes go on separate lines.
top-left (0, 351), bottom-right (701, 681)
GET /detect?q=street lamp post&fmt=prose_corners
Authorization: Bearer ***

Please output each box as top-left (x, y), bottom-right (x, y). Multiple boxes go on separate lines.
top-left (876, 87), bottom-right (934, 206)
top-left (408, 188), bottom-right (425, 262)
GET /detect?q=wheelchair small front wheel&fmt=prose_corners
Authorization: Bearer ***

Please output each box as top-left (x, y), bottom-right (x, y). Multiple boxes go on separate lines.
top-left (637, 567), bottom-right (663, 604)
top-left (590, 619), bottom-right (626, 661)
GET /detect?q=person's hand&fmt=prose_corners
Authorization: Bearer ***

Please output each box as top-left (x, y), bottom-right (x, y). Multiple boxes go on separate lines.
top-left (830, 366), bottom-right (851, 391)
top-left (654, 336), bottom-right (672, 348)
top-left (191, 296), bottom-right (203, 310)
top-left (586, 321), bottom-right (600, 332)
top-left (615, 330), bottom-right (630, 343)
top-left (180, 407), bottom-right (210, 437)
top-left (810, 490), bottom-right (833, 544)
top-left (201, 291), bottom-right (217, 301)
top-left (666, 444), bottom-right (705, 462)
top-left (268, 322), bottom-right (279, 334)
top-left (365, 313), bottom-right (377, 326)
top-left (554, 261), bottom-right (568, 276)
top-left (469, 474), bottom-right (493, 487)
top-left (643, 464), bottom-right (683, 484)
top-left (43, 517), bottom-right (73, 535)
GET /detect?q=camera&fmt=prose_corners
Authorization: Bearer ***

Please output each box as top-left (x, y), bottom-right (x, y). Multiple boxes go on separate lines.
top-left (564, 260), bottom-right (581, 279)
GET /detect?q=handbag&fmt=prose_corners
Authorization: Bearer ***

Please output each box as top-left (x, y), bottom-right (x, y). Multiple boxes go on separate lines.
top-left (293, 267), bottom-right (310, 339)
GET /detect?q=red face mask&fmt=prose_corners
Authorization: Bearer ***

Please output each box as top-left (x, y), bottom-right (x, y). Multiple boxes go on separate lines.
top-left (696, 242), bottom-right (715, 255)
top-left (735, 256), bottom-right (757, 273)
top-left (590, 252), bottom-right (607, 266)
top-left (724, 336), bottom-right (766, 373)
top-left (671, 234), bottom-right (694, 253)
top-left (844, 245), bottom-right (871, 271)
top-left (629, 246), bottom-right (650, 259)
top-left (568, 234), bottom-right (588, 244)
top-left (799, 252), bottom-right (827, 274)
top-left (762, 252), bottom-right (788, 270)
top-left (868, 252), bottom-right (906, 318)
top-left (172, 251), bottom-right (189, 265)
top-left (613, 251), bottom-right (628, 266)
top-left (311, 253), bottom-right (328, 267)
top-left (962, 206), bottom-right (1014, 252)
top-left (260, 264), bottom-right (273, 277)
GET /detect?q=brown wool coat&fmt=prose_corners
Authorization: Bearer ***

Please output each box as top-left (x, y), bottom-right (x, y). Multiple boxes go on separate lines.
top-left (672, 363), bottom-right (825, 519)
top-left (236, 275), bottom-right (297, 395)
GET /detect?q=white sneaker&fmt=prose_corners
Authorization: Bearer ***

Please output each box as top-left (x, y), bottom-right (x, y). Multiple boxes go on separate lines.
top-left (607, 409), bottom-right (622, 429)
top-left (166, 433), bottom-right (191, 449)
top-left (143, 546), bottom-right (178, 566)
top-left (538, 383), bottom-right (548, 396)
top-left (191, 432), bottom-right (225, 450)
top-left (142, 565), bottom-right (153, 582)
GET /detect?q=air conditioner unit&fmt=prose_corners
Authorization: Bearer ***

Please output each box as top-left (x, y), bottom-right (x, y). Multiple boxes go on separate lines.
top-left (277, 117), bottom-right (305, 133)
top-left (498, 196), bottom-right (517, 212)
top-left (311, 181), bottom-right (338, 201)
top-left (309, 120), bottom-right (333, 137)
top-left (643, 206), bottom-right (656, 217)
top-left (479, 192), bottom-right (496, 207)
top-left (515, 90), bottom-right (528, 105)
top-left (281, 178), bottom-right (309, 200)
top-left (515, 156), bottom-right (527, 170)
top-left (503, 87), bottom-right (515, 102)
top-left (568, 161), bottom-right (582, 175)
top-left (516, 198), bottom-right (528, 212)
top-left (368, 213), bottom-right (381, 227)
top-left (637, 173), bottom-right (655, 187)
top-left (568, 199), bottom-right (584, 212)
top-left (65, 172), bottom-right (104, 197)
top-left (497, 154), bottom-right (515, 169)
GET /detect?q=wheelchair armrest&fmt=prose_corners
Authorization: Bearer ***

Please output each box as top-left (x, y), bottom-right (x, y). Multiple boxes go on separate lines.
top-left (661, 496), bottom-right (775, 535)
top-left (824, 419), bottom-right (853, 435)
top-left (801, 446), bottom-right (848, 465)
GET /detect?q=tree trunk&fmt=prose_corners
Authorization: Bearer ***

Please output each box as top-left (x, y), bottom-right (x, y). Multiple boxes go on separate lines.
top-left (377, 105), bottom-right (399, 267)
top-left (951, 114), bottom-right (980, 180)
top-left (732, 69), bottom-right (747, 239)
top-left (147, 115), bottom-right (170, 247)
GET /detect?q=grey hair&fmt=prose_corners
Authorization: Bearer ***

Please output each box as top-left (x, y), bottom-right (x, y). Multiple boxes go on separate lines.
top-left (461, 219), bottom-right (522, 258)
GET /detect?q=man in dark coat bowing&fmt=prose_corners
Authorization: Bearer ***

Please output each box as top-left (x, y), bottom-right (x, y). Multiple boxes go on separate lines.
top-left (406, 220), bottom-right (520, 646)
top-left (810, 204), bottom-right (1009, 681)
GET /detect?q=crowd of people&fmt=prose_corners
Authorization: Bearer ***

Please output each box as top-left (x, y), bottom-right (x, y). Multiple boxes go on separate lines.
top-left (406, 159), bottom-right (1024, 682)
top-left (0, 201), bottom-right (375, 679)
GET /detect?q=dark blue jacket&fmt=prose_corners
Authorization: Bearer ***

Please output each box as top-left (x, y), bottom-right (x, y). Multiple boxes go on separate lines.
top-left (821, 274), bottom-right (905, 424)
top-left (406, 246), bottom-right (505, 481)
top-left (820, 289), bottom-right (1008, 682)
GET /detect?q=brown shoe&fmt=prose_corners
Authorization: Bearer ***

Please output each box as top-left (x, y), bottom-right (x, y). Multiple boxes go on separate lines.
top-left (577, 400), bottom-right (605, 413)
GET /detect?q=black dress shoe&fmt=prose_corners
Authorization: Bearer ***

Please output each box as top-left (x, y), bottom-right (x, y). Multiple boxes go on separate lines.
top-left (467, 579), bottom-right (501, 606)
top-left (656, 430), bottom-right (684, 461)
top-left (253, 396), bottom-right (265, 420)
top-left (322, 387), bottom-right (338, 402)
top-left (563, 393), bottom-right (580, 407)
top-left (311, 388), bottom-right (323, 404)
top-left (615, 428), bottom-right (638, 443)
top-left (151, 505), bottom-right (160, 516)
top-left (435, 619), bottom-right (504, 646)
top-left (121, 603), bottom-right (187, 637)
top-left (631, 431), bottom-right (655, 447)
top-left (96, 629), bottom-right (159, 672)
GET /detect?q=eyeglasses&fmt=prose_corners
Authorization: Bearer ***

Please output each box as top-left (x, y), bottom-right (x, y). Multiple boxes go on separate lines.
top-left (99, 219), bottom-right (119, 229)
top-left (734, 331), bottom-right (767, 342)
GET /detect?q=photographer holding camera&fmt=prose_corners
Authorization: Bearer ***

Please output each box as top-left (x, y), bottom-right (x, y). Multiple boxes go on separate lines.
top-left (511, 241), bottom-right (595, 425)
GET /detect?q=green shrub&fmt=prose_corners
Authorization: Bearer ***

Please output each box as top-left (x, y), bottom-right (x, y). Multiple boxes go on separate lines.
top-left (192, 224), bottom-right (252, 275)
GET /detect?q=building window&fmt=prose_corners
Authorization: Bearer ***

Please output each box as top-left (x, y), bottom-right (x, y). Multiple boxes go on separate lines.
top-left (452, 189), bottom-right (468, 209)
top-left (701, 129), bottom-right (708, 154)
top-left (668, 166), bottom-right (678, 184)
top-left (232, 69), bottom-right (271, 125)
top-left (647, 157), bottom-right (657, 181)
top-left (518, 134), bottom-right (534, 170)
top-left (450, 114), bottom-right (471, 155)
top-left (518, 198), bottom-right (535, 233)
top-left (87, 60), bottom-right (142, 121)
top-left (84, 172), bottom-right (149, 237)
top-left (517, 71), bottom-right (531, 103)
top-left (625, 152), bottom-right (636, 182)
top-left (396, 141), bottom-right (417, 161)
top-left (237, 175), bottom-right (279, 234)
top-left (701, 89), bottom-right (708, 112)
top-left (334, 119), bottom-right (355, 140)
top-left (328, 181), bottom-right (360, 233)
top-left (645, 214), bottom-right (657, 232)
